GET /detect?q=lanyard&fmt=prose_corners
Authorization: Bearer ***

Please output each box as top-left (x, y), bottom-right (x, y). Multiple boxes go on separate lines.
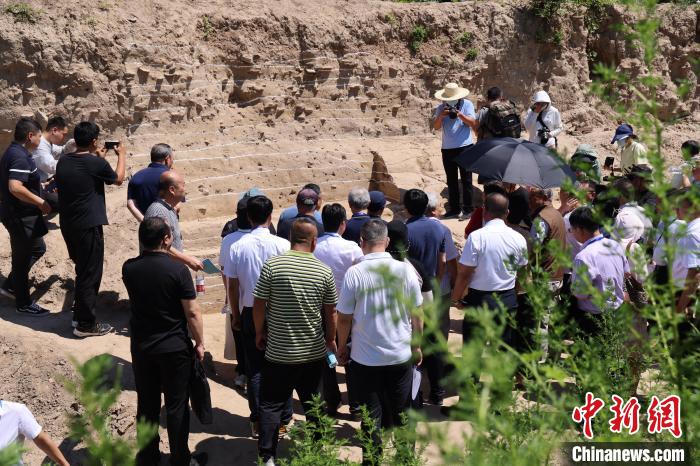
top-left (581, 235), bottom-right (605, 251)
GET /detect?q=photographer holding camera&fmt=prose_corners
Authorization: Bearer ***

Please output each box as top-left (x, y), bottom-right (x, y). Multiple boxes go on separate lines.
top-left (523, 90), bottom-right (563, 149)
top-left (433, 82), bottom-right (478, 218)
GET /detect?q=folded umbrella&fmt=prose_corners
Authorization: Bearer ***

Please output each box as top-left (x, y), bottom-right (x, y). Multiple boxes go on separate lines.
top-left (455, 138), bottom-right (576, 189)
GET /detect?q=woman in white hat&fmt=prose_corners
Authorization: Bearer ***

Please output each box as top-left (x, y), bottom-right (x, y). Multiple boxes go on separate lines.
top-left (432, 82), bottom-right (478, 218)
top-left (523, 90), bottom-right (563, 149)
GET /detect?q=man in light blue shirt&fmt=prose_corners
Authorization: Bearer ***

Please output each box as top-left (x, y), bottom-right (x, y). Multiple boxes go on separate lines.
top-left (278, 182), bottom-right (322, 223)
top-left (433, 83), bottom-right (478, 218)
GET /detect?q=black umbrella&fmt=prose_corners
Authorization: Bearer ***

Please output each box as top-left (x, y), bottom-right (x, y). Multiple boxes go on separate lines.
top-left (455, 138), bottom-right (576, 189)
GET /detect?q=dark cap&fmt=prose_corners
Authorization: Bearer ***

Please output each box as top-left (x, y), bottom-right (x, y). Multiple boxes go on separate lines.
top-left (296, 188), bottom-right (319, 207)
top-left (368, 191), bottom-right (386, 211)
top-left (628, 164), bottom-right (653, 179)
top-left (611, 123), bottom-right (634, 144)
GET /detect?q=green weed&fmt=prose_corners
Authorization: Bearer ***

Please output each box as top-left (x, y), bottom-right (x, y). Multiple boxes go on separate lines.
top-left (4, 2), bottom-right (40, 23)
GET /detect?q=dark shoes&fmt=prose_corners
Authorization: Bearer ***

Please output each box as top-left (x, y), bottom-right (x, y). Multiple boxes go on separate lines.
top-left (16, 302), bottom-right (50, 317)
top-left (442, 210), bottom-right (461, 219)
top-left (73, 322), bottom-right (113, 338)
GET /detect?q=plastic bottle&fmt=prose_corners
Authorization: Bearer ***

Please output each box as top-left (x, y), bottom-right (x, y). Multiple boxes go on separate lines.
top-left (196, 272), bottom-right (205, 296)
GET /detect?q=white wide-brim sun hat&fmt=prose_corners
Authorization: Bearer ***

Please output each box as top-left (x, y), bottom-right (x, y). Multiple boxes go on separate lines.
top-left (434, 82), bottom-right (470, 101)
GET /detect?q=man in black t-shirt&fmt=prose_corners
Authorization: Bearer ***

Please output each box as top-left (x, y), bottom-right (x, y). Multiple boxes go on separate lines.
top-left (0, 118), bottom-right (52, 316)
top-left (55, 121), bottom-right (126, 337)
top-left (122, 217), bottom-right (206, 466)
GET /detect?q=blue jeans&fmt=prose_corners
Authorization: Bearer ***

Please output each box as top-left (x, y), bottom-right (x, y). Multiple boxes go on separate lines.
top-left (241, 307), bottom-right (292, 423)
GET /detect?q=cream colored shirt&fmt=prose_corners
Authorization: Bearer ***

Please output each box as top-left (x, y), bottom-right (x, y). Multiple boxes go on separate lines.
top-left (620, 140), bottom-right (649, 173)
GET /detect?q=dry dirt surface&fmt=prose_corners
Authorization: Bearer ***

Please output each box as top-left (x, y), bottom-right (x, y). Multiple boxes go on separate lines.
top-left (0, 0), bottom-right (697, 464)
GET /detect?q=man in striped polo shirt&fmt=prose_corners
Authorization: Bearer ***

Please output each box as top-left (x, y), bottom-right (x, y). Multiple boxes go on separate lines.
top-left (253, 218), bottom-right (338, 465)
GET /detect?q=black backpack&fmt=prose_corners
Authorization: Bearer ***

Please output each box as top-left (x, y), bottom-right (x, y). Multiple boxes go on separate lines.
top-left (485, 100), bottom-right (522, 138)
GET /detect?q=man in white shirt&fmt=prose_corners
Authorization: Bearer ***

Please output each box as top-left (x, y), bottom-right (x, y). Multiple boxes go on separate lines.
top-left (32, 116), bottom-right (72, 209)
top-left (313, 203), bottom-right (363, 415)
top-left (32, 116), bottom-right (70, 182)
top-left (0, 400), bottom-right (69, 466)
top-left (224, 195), bottom-right (292, 438)
top-left (425, 192), bottom-right (459, 405)
top-left (219, 196), bottom-right (253, 388)
top-left (451, 193), bottom-right (528, 343)
top-left (337, 219), bottom-right (423, 466)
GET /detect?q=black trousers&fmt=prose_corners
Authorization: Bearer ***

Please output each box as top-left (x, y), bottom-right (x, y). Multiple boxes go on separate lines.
top-left (240, 307), bottom-right (292, 423)
top-left (2, 216), bottom-right (47, 307)
top-left (462, 288), bottom-right (518, 344)
top-left (352, 360), bottom-right (413, 466)
top-left (132, 348), bottom-right (193, 466)
top-left (61, 226), bottom-right (104, 325)
top-left (258, 358), bottom-right (324, 461)
top-left (233, 327), bottom-right (246, 377)
top-left (423, 294), bottom-right (451, 400)
top-left (441, 146), bottom-right (473, 213)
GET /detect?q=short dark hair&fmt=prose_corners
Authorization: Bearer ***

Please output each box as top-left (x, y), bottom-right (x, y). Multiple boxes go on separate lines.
top-left (246, 195), bottom-right (273, 226)
top-left (303, 183), bottom-right (321, 195)
top-left (322, 203), bottom-right (346, 233)
top-left (151, 143), bottom-right (173, 162)
top-left (45, 116), bottom-right (68, 131)
top-left (139, 217), bottom-right (171, 250)
top-left (484, 193), bottom-right (509, 218)
top-left (612, 178), bottom-right (635, 200)
top-left (486, 86), bottom-right (503, 102)
top-left (403, 189), bottom-right (428, 217)
top-left (484, 180), bottom-right (507, 197)
top-left (14, 118), bottom-right (41, 142)
top-left (569, 206), bottom-right (600, 233)
top-left (73, 121), bottom-right (100, 148)
top-left (681, 140), bottom-right (699, 157)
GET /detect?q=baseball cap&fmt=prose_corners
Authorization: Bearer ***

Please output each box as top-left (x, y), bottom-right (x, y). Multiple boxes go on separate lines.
top-left (368, 191), bottom-right (386, 211)
top-left (628, 164), bottom-right (653, 179)
top-left (611, 124), bottom-right (634, 144)
top-left (239, 187), bottom-right (264, 200)
top-left (297, 188), bottom-right (319, 207)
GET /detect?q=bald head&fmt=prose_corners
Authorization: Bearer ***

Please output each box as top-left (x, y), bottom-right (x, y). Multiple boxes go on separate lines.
top-left (290, 218), bottom-right (318, 251)
top-left (484, 193), bottom-right (509, 220)
top-left (158, 170), bottom-right (185, 205)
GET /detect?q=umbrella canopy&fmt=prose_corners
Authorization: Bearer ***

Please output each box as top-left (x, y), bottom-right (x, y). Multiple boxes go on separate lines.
top-left (455, 138), bottom-right (576, 189)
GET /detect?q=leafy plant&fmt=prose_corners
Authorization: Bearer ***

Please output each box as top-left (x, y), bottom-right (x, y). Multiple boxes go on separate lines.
top-left (465, 47), bottom-right (478, 60)
top-left (384, 13), bottom-right (398, 26)
top-left (4, 2), bottom-right (40, 23)
top-left (409, 25), bottom-right (428, 54)
top-left (200, 15), bottom-right (215, 41)
top-left (0, 443), bottom-right (25, 466)
top-left (457, 31), bottom-right (474, 46)
top-left (64, 355), bottom-right (157, 466)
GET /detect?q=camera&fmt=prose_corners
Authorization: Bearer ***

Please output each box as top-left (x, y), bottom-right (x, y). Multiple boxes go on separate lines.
top-left (537, 128), bottom-right (550, 145)
top-left (444, 103), bottom-right (458, 119)
top-left (104, 140), bottom-right (119, 150)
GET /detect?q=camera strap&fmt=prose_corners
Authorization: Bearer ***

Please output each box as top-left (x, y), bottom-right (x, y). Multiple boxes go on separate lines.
top-left (536, 110), bottom-right (550, 132)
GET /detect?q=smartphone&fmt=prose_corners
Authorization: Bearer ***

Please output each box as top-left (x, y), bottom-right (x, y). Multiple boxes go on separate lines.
top-left (604, 156), bottom-right (615, 169)
top-left (104, 140), bottom-right (119, 150)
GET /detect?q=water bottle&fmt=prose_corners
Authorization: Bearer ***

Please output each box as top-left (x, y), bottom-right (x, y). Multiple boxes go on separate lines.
top-left (196, 272), bottom-right (205, 296)
top-left (326, 351), bottom-right (337, 369)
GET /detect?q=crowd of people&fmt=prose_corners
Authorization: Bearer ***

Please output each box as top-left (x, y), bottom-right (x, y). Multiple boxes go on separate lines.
top-left (0, 79), bottom-right (698, 466)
